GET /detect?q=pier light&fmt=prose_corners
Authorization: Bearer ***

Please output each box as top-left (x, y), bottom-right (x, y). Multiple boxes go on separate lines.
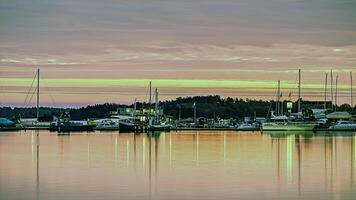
top-left (287, 102), bottom-right (293, 109)
top-left (140, 116), bottom-right (146, 122)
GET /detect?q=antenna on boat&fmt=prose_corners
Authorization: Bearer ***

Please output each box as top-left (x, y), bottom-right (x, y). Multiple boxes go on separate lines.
top-left (324, 73), bottom-right (328, 110)
top-left (37, 68), bottom-right (40, 122)
top-left (298, 69), bottom-right (301, 113)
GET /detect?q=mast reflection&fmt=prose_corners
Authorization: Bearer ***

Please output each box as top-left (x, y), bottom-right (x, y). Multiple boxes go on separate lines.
top-left (36, 130), bottom-right (39, 200)
top-left (286, 135), bottom-right (293, 183)
top-left (194, 131), bottom-right (199, 166)
top-left (296, 135), bottom-right (301, 196)
top-left (114, 134), bottom-right (119, 167)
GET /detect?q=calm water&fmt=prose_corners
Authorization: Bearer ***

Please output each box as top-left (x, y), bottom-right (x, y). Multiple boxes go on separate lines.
top-left (1, 130), bottom-right (356, 200)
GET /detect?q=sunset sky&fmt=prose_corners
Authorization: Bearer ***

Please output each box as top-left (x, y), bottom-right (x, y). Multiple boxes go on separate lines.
top-left (0, 0), bottom-right (355, 106)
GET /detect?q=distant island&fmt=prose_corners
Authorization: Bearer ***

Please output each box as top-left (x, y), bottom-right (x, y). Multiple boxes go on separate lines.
top-left (0, 95), bottom-right (355, 121)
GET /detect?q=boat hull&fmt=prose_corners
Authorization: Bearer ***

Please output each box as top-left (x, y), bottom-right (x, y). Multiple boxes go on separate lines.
top-left (147, 125), bottom-right (171, 132)
top-left (328, 125), bottom-right (356, 131)
top-left (0, 127), bottom-right (22, 132)
top-left (118, 121), bottom-right (135, 132)
top-left (51, 125), bottom-right (95, 132)
top-left (262, 123), bottom-right (316, 131)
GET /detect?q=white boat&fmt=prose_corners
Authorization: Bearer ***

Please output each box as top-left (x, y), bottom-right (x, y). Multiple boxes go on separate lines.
top-left (262, 115), bottom-right (317, 131)
top-left (262, 70), bottom-right (318, 132)
top-left (262, 122), bottom-right (316, 131)
top-left (237, 123), bottom-right (259, 131)
top-left (93, 119), bottom-right (120, 130)
top-left (329, 121), bottom-right (356, 131)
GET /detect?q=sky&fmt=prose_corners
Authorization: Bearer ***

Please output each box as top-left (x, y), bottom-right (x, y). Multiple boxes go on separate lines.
top-left (0, 0), bottom-right (356, 107)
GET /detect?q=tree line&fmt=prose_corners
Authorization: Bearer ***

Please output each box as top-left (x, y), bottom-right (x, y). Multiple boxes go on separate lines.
top-left (0, 95), bottom-right (355, 121)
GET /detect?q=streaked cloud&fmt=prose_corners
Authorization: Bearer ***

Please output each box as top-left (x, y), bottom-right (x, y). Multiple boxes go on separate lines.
top-left (0, 0), bottom-right (355, 105)
top-left (1, 58), bottom-right (85, 65)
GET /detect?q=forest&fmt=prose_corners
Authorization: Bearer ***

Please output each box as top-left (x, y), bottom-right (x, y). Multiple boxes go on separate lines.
top-left (0, 95), bottom-right (355, 121)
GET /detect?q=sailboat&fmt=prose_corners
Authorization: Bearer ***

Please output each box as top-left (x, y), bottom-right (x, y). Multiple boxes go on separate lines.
top-left (262, 69), bottom-right (317, 131)
top-left (147, 88), bottom-right (171, 131)
top-left (261, 113), bottom-right (317, 131)
top-left (327, 72), bottom-right (356, 131)
top-left (19, 68), bottom-right (44, 129)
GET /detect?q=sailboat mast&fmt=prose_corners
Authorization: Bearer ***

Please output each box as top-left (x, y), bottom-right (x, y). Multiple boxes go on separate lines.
top-left (178, 104), bottom-right (182, 121)
top-left (330, 69), bottom-right (334, 111)
top-left (194, 102), bottom-right (197, 123)
top-left (149, 81), bottom-right (152, 106)
top-left (298, 69), bottom-right (301, 113)
top-left (351, 72), bottom-right (354, 108)
top-left (155, 88), bottom-right (159, 124)
top-left (276, 80), bottom-right (280, 116)
top-left (335, 75), bottom-right (338, 111)
top-left (133, 98), bottom-right (137, 120)
top-left (37, 68), bottom-right (40, 121)
top-left (324, 73), bottom-right (328, 110)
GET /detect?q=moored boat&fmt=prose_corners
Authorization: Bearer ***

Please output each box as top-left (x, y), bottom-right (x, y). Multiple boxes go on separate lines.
top-left (262, 122), bottom-right (316, 131)
top-left (50, 113), bottom-right (94, 132)
top-left (328, 120), bottom-right (356, 131)
top-left (91, 119), bottom-right (120, 130)
top-left (0, 118), bottom-right (22, 131)
top-left (118, 120), bottom-right (136, 132)
top-left (237, 123), bottom-right (260, 131)
top-left (147, 124), bottom-right (171, 131)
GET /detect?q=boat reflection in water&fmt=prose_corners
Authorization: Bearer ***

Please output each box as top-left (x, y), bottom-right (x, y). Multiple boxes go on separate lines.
top-left (1, 130), bottom-right (356, 200)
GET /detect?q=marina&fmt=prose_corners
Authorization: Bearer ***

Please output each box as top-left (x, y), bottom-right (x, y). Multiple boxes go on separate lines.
top-left (2, 69), bottom-right (355, 134)
top-left (1, 1), bottom-right (356, 199)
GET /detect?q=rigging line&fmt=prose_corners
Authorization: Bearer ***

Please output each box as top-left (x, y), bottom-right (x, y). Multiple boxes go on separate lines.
top-left (48, 89), bottom-right (56, 106)
top-left (266, 85), bottom-right (279, 118)
top-left (20, 87), bottom-right (37, 118)
top-left (293, 73), bottom-right (299, 87)
top-left (143, 82), bottom-right (149, 103)
top-left (22, 72), bottom-right (38, 107)
top-left (23, 87), bottom-right (36, 107)
top-left (41, 80), bottom-right (56, 106)
top-left (26, 88), bottom-right (37, 108)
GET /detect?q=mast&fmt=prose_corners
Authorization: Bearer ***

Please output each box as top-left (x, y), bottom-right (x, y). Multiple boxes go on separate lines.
top-left (335, 75), bottom-right (338, 111)
top-left (178, 104), bottom-right (181, 121)
top-left (324, 73), bottom-right (328, 110)
top-left (193, 101), bottom-right (197, 124)
top-left (149, 81), bottom-right (152, 124)
top-left (276, 80), bottom-right (281, 116)
top-left (37, 68), bottom-right (40, 121)
top-left (330, 69), bottom-right (334, 111)
top-left (149, 81), bottom-right (152, 108)
top-left (351, 72), bottom-right (354, 108)
top-left (133, 98), bottom-right (137, 121)
top-left (155, 88), bottom-right (158, 124)
top-left (298, 69), bottom-right (301, 113)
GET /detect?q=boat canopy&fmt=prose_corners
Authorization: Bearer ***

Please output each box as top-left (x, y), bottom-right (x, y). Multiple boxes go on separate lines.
top-left (0, 118), bottom-right (15, 127)
top-left (326, 112), bottom-right (352, 120)
top-left (271, 115), bottom-right (289, 120)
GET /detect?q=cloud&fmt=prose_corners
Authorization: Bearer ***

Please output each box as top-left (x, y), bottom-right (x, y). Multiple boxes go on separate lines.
top-left (1, 59), bottom-right (23, 63)
top-left (1, 58), bottom-right (85, 65)
top-left (333, 48), bottom-right (344, 52)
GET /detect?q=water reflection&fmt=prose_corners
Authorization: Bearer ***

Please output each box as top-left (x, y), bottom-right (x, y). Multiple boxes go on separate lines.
top-left (268, 130), bottom-right (356, 199)
top-left (1, 130), bottom-right (356, 200)
top-left (35, 130), bottom-right (39, 200)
